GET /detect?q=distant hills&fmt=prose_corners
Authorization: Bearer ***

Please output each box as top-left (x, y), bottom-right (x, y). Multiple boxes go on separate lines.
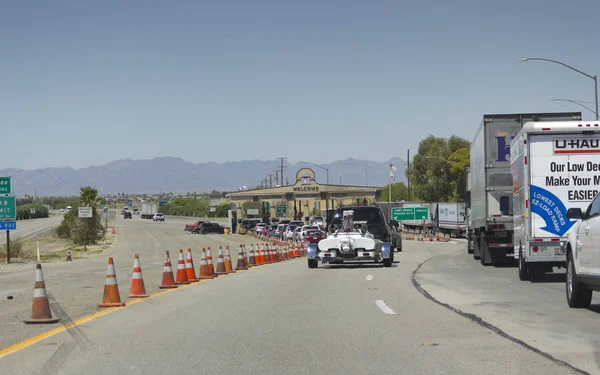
top-left (2, 157), bottom-right (407, 197)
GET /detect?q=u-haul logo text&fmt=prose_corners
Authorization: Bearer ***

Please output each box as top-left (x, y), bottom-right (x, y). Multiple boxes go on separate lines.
top-left (553, 138), bottom-right (600, 154)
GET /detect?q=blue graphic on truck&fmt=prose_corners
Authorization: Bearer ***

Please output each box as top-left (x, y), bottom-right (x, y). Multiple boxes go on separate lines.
top-left (530, 185), bottom-right (576, 236)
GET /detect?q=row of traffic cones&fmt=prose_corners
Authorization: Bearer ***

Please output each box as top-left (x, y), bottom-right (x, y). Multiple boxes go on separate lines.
top-left (24, 241), bottom-right (306, 324)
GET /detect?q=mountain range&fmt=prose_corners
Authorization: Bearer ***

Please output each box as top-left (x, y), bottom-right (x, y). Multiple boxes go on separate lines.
top-left (2, 157), bottom-right (407, 197)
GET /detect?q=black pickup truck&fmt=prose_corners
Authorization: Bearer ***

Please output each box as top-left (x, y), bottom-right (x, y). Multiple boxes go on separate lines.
top-left (328, 205), bottom-right (402, 252)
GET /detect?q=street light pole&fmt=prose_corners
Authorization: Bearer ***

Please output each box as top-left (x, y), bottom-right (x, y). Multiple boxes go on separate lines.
top-left (550, 98), bottom-right (598, 118)
top-left (518, 57), bottom-right (599, 120)
top-left (307, 163), bottom-right (329, 184)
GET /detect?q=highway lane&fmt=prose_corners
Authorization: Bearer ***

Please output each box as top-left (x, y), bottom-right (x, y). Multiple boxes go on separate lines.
top-left (415, 243), bottom-right (600, 374)
top-left (0, 214), bottom-right (277, 350)
top-left (0, 235), bottom-right (579, 374)
top-left (0, 215), bottom-right (63, 245)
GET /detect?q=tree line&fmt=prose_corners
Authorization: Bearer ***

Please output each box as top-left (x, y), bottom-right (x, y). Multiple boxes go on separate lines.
top-left (379, 135), bottom-right (470, 203)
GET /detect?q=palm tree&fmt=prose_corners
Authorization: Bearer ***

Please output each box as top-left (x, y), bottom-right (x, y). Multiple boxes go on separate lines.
top-left (80, 186), bottom-right (98, 207)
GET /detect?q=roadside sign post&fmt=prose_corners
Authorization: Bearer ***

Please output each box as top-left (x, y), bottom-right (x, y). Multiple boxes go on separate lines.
top-left (391, 206), bottom-right (429, 221)
top-left (79, 207), bottom-right (93, 251)
top-left (1, 177), bottom-right (15, 264)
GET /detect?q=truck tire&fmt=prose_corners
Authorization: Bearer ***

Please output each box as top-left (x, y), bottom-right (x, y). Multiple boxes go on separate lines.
top-left (383, 258), bottom-right (392, 267)
top-left (308, 259), bottom-right (318, 269)
top-left (467, 235), bottom-right (473, 254)
top-left (566, 251), bottom-right (592, 308)
top-left (480, 232), bottom-right (491, 266)
top-left (518, 245), bottom-right (529, 281)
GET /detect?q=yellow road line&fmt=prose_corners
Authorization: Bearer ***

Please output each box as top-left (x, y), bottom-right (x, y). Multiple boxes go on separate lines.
top-left (0, 281), bottom-right (193, 360)
top-left (0, 257), bottom-right (288, 359)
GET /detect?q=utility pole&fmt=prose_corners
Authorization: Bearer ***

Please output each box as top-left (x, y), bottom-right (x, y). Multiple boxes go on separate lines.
top-left (279, 157), bottom-right (287, 185)
top-left (268, 174), bottom-right (273, 188)
top-left (275, 170), bottom-right (279, 186)
top-left (407, 149), bottom-right (411, 200)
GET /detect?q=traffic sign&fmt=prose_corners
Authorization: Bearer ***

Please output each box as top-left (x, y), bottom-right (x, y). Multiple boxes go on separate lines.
top-left (276, 204), bottom-right (286, 214)
top-left (0, 177), bottom-right (11, 194)
top-left (0, 196), bottom-right (16, 220)
top-left (391, 206), bottom-right (429, 221)
top-left (78, 207), bottom-right (93, 218)
top-left (0, 221), bottom-right (16, 230)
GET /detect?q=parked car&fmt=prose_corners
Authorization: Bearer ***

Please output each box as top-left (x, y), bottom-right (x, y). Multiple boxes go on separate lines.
top-left (153, 213), bottom-right (165, 222)
top-left (195, 222), bottom-right (225, 235)
top-left (254, 223), bottom-right (269, 235)
top-left (305, 229), bottom-right (325, 244)
top-left (185, 220), bottom-right (208, 232)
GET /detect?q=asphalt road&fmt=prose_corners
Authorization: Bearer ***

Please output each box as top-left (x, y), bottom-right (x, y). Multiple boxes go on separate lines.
top-left (0, 214), bottom-right (274, 350)
top-left (0, 219), bottom-right (585, 374)
top-left (0, 215), bottom-right (63, 245)
top-left (415, 243), bottom-right (600, 374)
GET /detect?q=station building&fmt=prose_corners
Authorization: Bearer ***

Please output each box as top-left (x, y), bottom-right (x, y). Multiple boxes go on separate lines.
top-left (227, 168), bottom-right (383, 220)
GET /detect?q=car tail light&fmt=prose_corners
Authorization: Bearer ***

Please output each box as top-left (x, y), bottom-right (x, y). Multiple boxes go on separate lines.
top-left (533, 246), bottom-right (539, 252)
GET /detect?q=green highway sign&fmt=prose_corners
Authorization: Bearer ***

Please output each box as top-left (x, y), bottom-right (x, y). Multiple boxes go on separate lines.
top-left (0, 177), bottom-right (10, 194)
top-left (0, 196), bottom-right (16, 220)
top-left (391, 206), bottom-right (429, 221)
top-left (276, 204), bottom-right (287, 214)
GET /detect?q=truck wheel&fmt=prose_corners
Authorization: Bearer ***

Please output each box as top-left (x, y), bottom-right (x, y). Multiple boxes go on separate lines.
top-left (308, 259), bottom-right (318, 269)
top-left (383, 258), bottom-right (392, 267)
top-left (566, 251), bottom-right (592, 308)
top-left (467, 236), bottom-right (473, 254)
top-left (518, 246), bottom-right (529, 281)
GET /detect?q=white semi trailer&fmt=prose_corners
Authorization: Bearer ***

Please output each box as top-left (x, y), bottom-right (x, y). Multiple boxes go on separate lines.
top-left (511, 120), bottom-right (600, 280)
top-left (468, 112), bottom-right (582, 266)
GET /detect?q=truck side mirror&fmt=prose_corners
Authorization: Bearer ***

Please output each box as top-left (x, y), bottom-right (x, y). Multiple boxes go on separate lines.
top-left (566, 208), bottom-right (583, 220)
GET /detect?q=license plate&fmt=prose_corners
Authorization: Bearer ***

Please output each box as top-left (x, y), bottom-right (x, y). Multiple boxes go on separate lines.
top-left (555, 247), bottom-right (565, 255)
top-left (497, 231), bottom-right (507, 237)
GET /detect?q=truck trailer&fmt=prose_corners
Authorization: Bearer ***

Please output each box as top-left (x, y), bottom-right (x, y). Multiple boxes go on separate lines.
top-left (511, 120), bottom-right (600, 280)
top-left (436, 202), bottom-right (467, 237)
top-left (468, 112), bottom-right (582, 266)
top-left (141, 202), bottom-right (157, 219)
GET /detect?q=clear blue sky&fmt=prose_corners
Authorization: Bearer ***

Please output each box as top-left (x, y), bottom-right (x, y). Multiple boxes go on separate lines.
top-left (2, 0), bottom-right (599, 170)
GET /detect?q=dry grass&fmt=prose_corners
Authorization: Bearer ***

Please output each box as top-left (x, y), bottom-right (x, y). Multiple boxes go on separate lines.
top-left (1, 231), bottom-right (116, 263)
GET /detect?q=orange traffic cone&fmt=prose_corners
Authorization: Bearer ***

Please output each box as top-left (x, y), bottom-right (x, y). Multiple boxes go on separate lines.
top-left (270, 244), bottom-right (277, 263)
top-left (260, 244), bottom-right (268, 264)
top-left (128, 254), bottom-right (149, 298)
top-left (293, 244), bottom-right (300, 258)
top-left (235, 244), bottom-right (248, 270)
top-left (175, 249), bottom-right (191, 285)
top-left (24, 264), bottom-right (60, 324)
top-left (206, 247), bottom-right (218, 277)
top-left (198, 248), bottom-right (214, 280)
top-left (215, 247), bottom-right (228, 275)
top-left (248, 244), bottom-right (257, 267)
top-left (186, 248), bottom-right (199, 282)
top-left (98, 257), bottom-right (126, 308)
top-left (159, 251), bottom-right (178, 289)
top-left (224, 246), bottom-right (236, 274)
top-left (66, 249), bottom-right (72, 262)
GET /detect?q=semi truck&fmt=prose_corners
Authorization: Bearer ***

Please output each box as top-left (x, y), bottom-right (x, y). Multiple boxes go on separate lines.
top-left (511, 120), bottom-right (600, 280)
top-left (468, 112), bottom-right (582, 266)
top-left (436, 202), bottom-right (467, 237)
top-left (141, 202), bottom-right (157, 219)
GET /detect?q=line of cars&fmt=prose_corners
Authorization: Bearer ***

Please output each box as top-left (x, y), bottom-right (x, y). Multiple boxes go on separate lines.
top-left (258, 218), bottom-right (326, 243)
top-left (184, 220), bottom-right (225, 234)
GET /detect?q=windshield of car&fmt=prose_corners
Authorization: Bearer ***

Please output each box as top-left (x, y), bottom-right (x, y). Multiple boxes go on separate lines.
top-left (330, 207), bottom-right (382, 225)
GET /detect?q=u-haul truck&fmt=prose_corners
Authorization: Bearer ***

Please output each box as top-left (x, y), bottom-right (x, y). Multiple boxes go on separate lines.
top-left (511, 121), bottom-right (600, 281)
